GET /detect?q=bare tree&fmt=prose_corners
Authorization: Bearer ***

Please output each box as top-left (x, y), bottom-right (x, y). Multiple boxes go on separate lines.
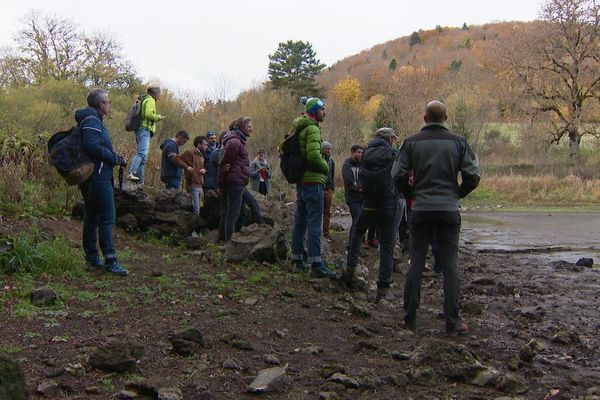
top-left (508, 0), bottom-right (600, 159)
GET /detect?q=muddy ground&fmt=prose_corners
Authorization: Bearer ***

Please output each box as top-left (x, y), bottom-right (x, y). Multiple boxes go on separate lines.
top-left (1, 211), bottom-right (600, 399)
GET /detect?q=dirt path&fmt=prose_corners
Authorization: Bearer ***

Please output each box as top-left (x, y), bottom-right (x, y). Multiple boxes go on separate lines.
top-left (1, 213), bottom-right (599, 399)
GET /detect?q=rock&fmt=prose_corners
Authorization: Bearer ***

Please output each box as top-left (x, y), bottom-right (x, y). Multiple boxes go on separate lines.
top-left (247, 365), bottom-right (287, 393)
top-left (472, 277), bottom-right (496, 286)
top-left (495, 373), bottom-right (528, 394)
top-left (551, 330), bottom-right (580, 345)
top-left (526, 338), bottom-right (545, 352)
top-left (518, 345), bottom-right (535, 362)
top-left (157, 387), bottom-right (183, 400)
top-left (575, 257), bottom-right (593, 267)
top-left (116, 213), bottom-right (138, 231)
top-left (321, 364), bottom-right (346, 379)
top-left (391, 351), bottom-right (412, 361)
top-left (0, 355), bottom-right (27, 400)
top-left (125, 381), bottom-right (159, 397)
top-left (169, 328), bottom-right (204, 356)
top-left (85, 386), bottom-right (102, 394)
top-left (330, 222), bottom-right (345, 232)
top-left (519, 306), bottom-right (545, 322)
top-left (349, 303), bottom-right (371, 318)
top-left (357, 368), bottom-right (382, 389)
top-left (301, 346), bottom-right (322, 355)
top-left (30, 286), bottom-right (57, 306)
top-left (328, 372), bottom-right (360, 389)
top-left (37, 380), bottom-right (58, 397)
top-left (386, 372), bottom-right (410, 388)
top-left (223, 358), bottom-right (243, 370)
top-left (231, 339), bottom-right (258, 351)
top-left (89, 339), bottom-right (144, 373)
top-left (357, 340), bottom-right (380, 351)
top-left (462, 302), bottom-right (486, 316)
top-left (265, 354), bottom-right (281, 365)
top-left (223, 224), bottom-right (288, 263)
top-left (507, 356), bottom-right (524, 371)
top-left (319, 391), bottom-right (340, 400)
top-left (118, 389), bottom-right (138, 399)
top-left (350, 325), bottom-right (371, 337)
top-left (45, 368), bottom-right (66, 378)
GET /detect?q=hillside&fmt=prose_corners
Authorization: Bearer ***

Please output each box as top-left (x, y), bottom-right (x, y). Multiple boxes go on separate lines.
top-left (319, 21), bottom-right (537, 98)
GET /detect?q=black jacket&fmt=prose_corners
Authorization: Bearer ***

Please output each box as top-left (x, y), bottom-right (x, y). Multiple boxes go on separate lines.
top-left (392, 123), bottom-right (480, 212)
top-left (342, 157), bottom-right (362, 203)
top-left (361, 137), bottom-right (397, 208)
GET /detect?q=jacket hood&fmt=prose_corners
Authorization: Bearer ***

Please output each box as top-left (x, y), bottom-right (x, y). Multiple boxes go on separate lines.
top-left (292, 115), bottom-right (317, 132)
top-left (367, 137), bottom-right (391, 149)
top-left (223, 129), bottom-right (247, 147)
top-left (160, 137), bottom-right (176, 150)
top-left (74, 107), bottom-right (102, 124)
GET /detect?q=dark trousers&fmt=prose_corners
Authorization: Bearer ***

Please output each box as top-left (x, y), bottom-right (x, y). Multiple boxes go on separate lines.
top-left (403, 210), bottom-right (461, 330)
top-left (80, 177), bottom-right (116, 262)
top-left (223, 185), bottom-right (245, 241)
top-left (347, 198), bottom-right (399, 288)
top-left (346, 200), bottom-right (362, 242)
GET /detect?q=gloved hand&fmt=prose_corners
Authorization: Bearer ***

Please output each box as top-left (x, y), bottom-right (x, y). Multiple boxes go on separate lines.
top-left (117, 154), bottom-right (127, 167)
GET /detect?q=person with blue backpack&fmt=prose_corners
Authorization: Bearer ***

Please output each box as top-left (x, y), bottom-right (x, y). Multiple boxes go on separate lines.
top-left (76, 88), bottom-right (128, 276)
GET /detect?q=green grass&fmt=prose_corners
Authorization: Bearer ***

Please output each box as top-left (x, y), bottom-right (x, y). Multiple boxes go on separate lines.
top-left (0, 230), bottom-right (83, 277)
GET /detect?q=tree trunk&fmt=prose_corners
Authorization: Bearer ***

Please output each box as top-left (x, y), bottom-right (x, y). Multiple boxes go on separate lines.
top-left (568, 134), bottom-right (581, 163)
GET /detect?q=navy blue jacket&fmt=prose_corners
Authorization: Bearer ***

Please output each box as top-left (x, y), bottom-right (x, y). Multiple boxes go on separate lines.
top-left (160, 138), bottom-right (183, 181)
top-left (75, 107), bottom-right (117, 181)
top-left (203, 148), bottom-right (220, 190)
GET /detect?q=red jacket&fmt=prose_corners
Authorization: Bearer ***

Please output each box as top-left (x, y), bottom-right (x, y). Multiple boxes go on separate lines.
top-left (217, 130), bottom-right (249, 189)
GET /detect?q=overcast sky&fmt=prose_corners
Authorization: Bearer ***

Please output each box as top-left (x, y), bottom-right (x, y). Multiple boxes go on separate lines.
top-left (1, 0), bottom-right (541, 99)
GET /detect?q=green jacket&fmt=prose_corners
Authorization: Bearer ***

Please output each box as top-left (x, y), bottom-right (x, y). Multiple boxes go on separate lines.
top-left (292, 115), bottom-right (329, 184)
top-left (140, 95), bottom-right (161, 134)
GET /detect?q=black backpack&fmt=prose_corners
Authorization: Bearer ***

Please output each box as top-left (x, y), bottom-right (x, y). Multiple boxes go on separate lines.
top-left (279, 127), bottom-right (307, 184)
top-left (124, 95), bottom-right (146, 132)
top-left (47, 116), bottom-right (95, 185)
top-left (360, 145), bottom-right (394, 198)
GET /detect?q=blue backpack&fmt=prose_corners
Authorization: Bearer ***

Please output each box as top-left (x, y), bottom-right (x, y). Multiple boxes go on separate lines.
top-left (47, 116), bottom-right (95, 185)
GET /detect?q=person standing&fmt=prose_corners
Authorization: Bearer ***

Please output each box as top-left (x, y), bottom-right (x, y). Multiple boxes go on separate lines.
top-left (322, 141), bottom-right (335, 242)
top-left (342, 145), bottom-right (364, 241)
top-left (218, 117), bottom-right (252, 241)
top-left (173, 135), bottom-right (208, 215)
top-left (290, 97), bottom-right (336, 278)
top-left (392, 100), bottom-right (480, 335)
top-left (160, 130), bottom-right (190, 190)
top-left (127, 86), bottom-right (166, 184)
top-left (77, 88), bottom-right (128, 276)
top-left (343, 128), bottom-right (399, 300)
top-left (249, 149), bottom-right (271, 196)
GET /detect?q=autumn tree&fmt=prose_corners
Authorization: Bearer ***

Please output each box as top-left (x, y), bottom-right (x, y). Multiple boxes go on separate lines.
top-left (268, 40), bottom-right (325, 97)
top-left (508, 0), bottom-right (600, 159)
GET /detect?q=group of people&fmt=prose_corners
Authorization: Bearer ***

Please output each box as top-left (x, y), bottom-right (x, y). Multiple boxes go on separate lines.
top-left (76, 86), bottom-right (480, 336)
top-left (287, 97), bottom-right (480, 335)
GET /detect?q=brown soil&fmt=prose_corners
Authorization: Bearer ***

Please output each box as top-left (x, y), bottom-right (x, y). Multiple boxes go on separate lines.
top-left (1, 216), bottom-right (600, 399)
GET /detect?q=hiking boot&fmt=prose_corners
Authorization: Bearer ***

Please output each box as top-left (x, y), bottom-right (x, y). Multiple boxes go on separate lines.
top-left (446, 320), bottom-right (469, 336)
top-left (341, 267), bottom-right (355, 287)
top-left (401, 318), bottom-right (416, 331)
top-left (375, 287), bottom-right (389, 303)
top-left (127, 173), bottom-right (140, 182)
top-left (310, 262), bottom-right (336, 279)
top-left (362, 240), bottom-right (370, 250)
top-left (85, 257), bottom-right (104, 272)
top-left (292, 261), bottom-right (309, 273)
top-left (104, 259), bottom-right (129, 276)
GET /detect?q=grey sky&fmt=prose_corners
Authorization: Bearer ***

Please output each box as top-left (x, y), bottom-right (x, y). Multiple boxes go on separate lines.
top-left (1, 0), bottom-right (540, 99)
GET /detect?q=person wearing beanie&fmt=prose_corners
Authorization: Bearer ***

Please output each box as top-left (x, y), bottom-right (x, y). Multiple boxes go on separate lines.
top-left (289, 96), bottom-right (336, 278)
top-left (343, 126), bottom-right (400, 302)
top-left (127, 85), bottom-right (166, 185)
top-left (321, 141), bottom-right (335, 242)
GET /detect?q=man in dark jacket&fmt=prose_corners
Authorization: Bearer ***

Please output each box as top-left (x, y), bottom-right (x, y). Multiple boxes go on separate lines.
top-left (343, 128), bottom-right (399, 300)
top-left (342, 145), bottom-right (364, 239)
top-left (160, 130), bottom-right (190, 190)
top-left (218, 117), bottom-right (252, 241)
top-left (392, 100), bottom-right (480, 335)
top-left (77, 88), bottom-right (128, 276)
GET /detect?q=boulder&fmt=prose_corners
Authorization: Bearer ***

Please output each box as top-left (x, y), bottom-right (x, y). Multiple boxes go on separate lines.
top-left (247, 365), bottom-right (287, 393)
top-left (169, 328), bottom-right (204, 356)
top-left (157, 387), bottom-right (183, 400)
top-left (0, 354), bottom-right (27, 400)
top-left (30, 286), bottom-right (57, 306)
top-left (223, 224), bottom-right (288, 263)
top-left (89, 340), bottom-right (144, 373)
top-left (575, 257), bottom-right (594, 267)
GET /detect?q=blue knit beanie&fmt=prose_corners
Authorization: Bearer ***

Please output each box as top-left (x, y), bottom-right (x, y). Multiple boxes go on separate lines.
top-left (301, 96), bottom-right (325, 115)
